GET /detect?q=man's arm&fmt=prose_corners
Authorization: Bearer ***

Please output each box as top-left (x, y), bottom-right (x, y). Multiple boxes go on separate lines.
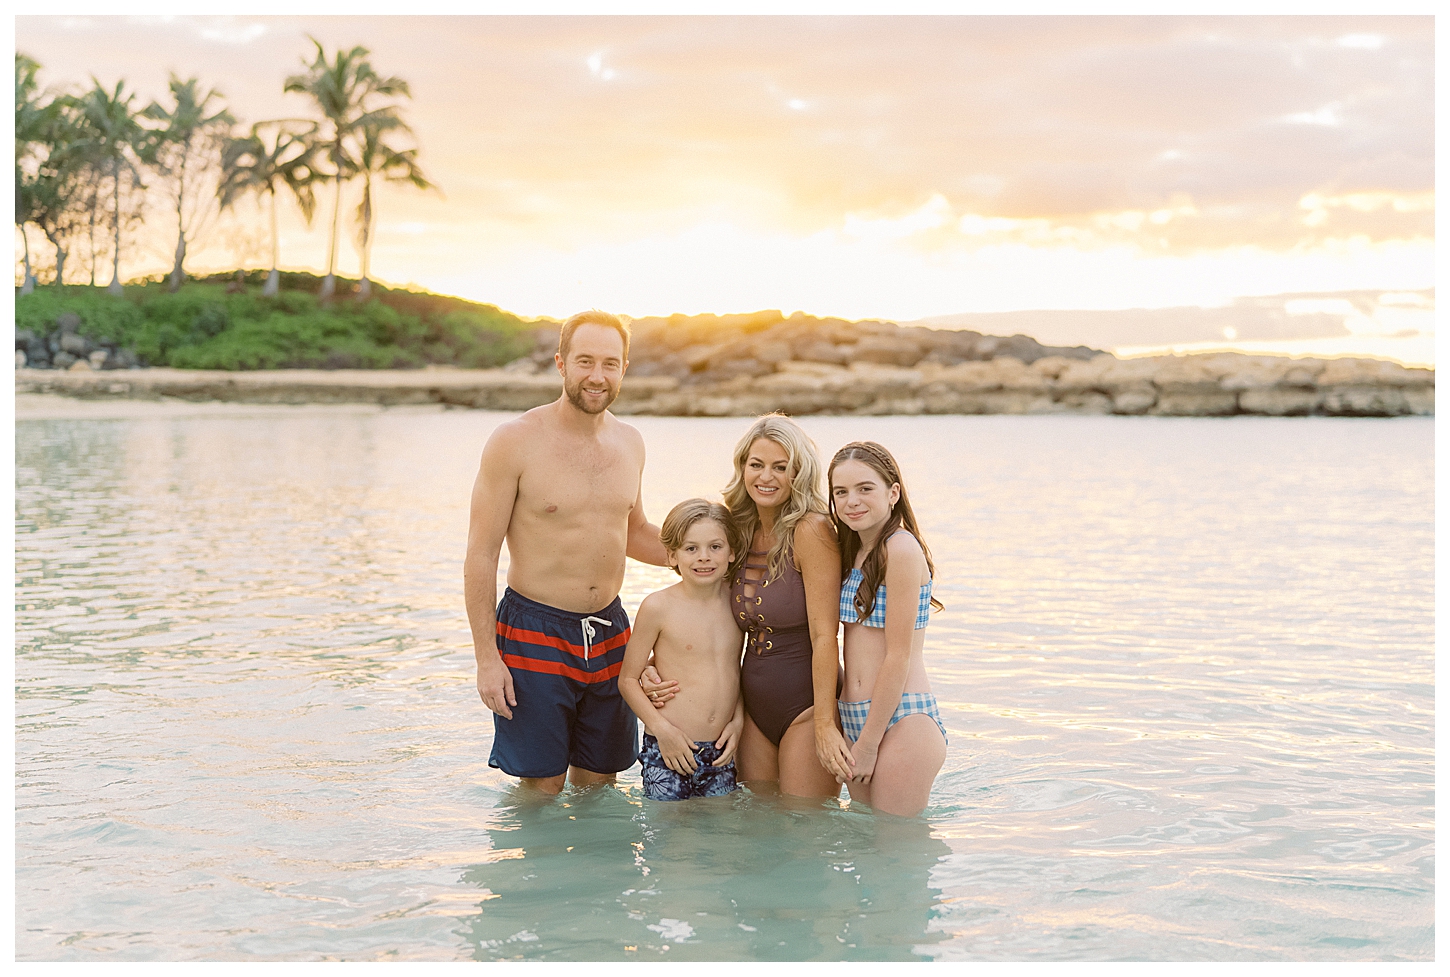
top-left (623, 432), bottom-right (669, 566)
top-left (464, 424), bottom-right (522, 719)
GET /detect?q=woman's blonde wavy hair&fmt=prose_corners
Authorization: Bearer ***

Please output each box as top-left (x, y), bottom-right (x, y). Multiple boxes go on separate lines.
top-left (721, 414), bottom-right (829, 581)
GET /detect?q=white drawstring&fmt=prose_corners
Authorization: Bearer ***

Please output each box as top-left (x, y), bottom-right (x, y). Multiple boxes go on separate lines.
top-left (580, 616), bottom-right (612, 661)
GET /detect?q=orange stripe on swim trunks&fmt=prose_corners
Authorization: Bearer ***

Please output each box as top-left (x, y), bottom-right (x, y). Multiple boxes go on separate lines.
top-left (496, 622), bottom-right (631, 658)
top-left (500, 654), bottom-right (624, 683)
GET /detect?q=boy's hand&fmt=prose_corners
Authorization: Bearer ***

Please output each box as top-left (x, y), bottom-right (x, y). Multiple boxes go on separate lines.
top-left (657, 727), bottom-right (699, 776)
top-left (712, 714), bottom-right (744, 767)
top-left (639, 664), bottom-right (679, 709)
top-left (848, 741), bottom-right (879, 784)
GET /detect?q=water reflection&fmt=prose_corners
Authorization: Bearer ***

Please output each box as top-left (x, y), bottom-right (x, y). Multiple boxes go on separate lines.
top-left (459, 786), bottom-right (950, 961)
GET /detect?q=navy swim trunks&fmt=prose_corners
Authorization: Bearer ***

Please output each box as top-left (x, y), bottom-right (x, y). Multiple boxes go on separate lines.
top-left (638, 733), bottom-right (739, 801)
top-left (488, 588), bottom-right (638, 779)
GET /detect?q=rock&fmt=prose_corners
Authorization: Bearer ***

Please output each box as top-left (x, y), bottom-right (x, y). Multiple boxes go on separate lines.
top-left (1152, 388), bottom-right (1238, 416)
top-left (753, 340), bottom-right (793, 365)
top-left (88, 350), bottom-right (109, 369)
top-left (853, 336), bottom-right (924, 367)
top-left (501, 357), bottom-right (537, 374)
top-left (59, 333), bottom-right (89, 356)
top-left (57, 312), bottom-right (81, 334)
top-left (1031, 355), bottom-right (1076, 380)
top-left (68, 358), bottom-right (93, 371)
top-left (1239, 387), bottom-right (1322, 416)
top-left (679, 344), bottom-right (716, 371)
top-left (1318, 357), bottom-right (1429, 388)
top-left (1280, 364), bottom-right (1322, 388)
top-left (848, 362), bottom-right (922, 389)
top-left (792, 340), bottom-right (851, 365)
top-left (1111, 385), bottom-right (1157, 414)
top-left (1320, 386), bottom-right (1413, 417)
top-left (15, 329), bottom-right (36, 349)
top-left (16, 349), bottom-right (27, 368)
top-left (52, 351), bottom-right (77, 369)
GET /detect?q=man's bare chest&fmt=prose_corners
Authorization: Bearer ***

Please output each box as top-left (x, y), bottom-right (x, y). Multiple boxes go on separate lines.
top-left (516, 447), bottom-right (638, 522)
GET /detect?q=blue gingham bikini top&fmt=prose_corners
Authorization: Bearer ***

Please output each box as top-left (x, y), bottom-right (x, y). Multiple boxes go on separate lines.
top-left (839, 548), bottom-right (933, 630)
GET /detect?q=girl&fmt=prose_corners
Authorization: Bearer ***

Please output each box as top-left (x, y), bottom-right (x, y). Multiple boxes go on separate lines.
top-left (828, 441), bottom-right (947, 816)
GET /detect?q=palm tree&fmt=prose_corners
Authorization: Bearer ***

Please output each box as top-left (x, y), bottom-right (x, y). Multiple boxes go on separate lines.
top-left (219, 120), bottom-right (321, 297)
top-left (69, 78), bottom-right (146, 296)
top-left (15, 54), bottom-right (48, 293)
top-left (142, 74), bottom-right (235, 292)
top-left (284, 37), bottom-right (411, 299)
top-left (26, 96), bottom-right (91, 287)
top-left (352, 116), bottom-right (435, 300)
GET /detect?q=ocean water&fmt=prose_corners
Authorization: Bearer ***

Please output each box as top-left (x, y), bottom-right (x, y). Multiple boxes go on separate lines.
top-left (13, 405), bottom-right (1434, 961)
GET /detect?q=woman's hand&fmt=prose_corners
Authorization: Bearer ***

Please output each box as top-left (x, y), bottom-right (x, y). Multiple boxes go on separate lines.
top-left (848, 740), bottom-right (879, 784)
top-left (639, 664), bottom-right (679, 709)
top-left (816, 723), bottom-right (856, 783)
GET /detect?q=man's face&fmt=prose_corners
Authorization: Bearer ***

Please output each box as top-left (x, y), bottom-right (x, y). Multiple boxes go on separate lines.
top-left (556, 324), bottom-right (627, 415)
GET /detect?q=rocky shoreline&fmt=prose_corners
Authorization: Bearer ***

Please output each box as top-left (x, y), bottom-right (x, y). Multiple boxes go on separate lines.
top-left (15, 351), bottom-right (1434, 417)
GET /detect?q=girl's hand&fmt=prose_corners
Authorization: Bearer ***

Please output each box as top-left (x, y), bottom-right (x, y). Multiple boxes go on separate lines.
top-left (639, 664), bottom-right (678, 709)
top-left (658, 727), bottom-right (698, 775)
top-left (849, 741), bottom-right (879, 784)
top-left (816, 724), bottom-right (856, 783)
top-left (713, 714), bottom-right (744, 767)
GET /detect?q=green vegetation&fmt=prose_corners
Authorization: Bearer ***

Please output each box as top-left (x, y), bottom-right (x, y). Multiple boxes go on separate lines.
top-left (15, 272), bottom-right (538, 371)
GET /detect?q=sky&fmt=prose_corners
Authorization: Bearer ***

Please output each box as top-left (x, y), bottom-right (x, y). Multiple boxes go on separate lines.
top-left (13, 12), bottom-right (1438, 364)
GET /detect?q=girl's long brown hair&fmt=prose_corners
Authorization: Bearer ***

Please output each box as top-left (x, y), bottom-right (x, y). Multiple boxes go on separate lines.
top-left (828, 441), bottom-right (943, 624)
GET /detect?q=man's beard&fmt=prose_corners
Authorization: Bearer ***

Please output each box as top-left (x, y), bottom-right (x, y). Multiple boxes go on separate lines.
top-left (564, 375), bottom-right (620, 414)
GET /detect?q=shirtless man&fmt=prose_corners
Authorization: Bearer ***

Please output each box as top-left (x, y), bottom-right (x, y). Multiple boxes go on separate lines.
top-left (465, 310), bottom-right (669, 795)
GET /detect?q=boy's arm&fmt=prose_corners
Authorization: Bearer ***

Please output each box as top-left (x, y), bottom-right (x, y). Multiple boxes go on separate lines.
top-left (713, 694), bottom-right (745, 767)
top-left (618, 597), bottom-right (669, 729)
top-left (618, 598), bottom-right (698, 774)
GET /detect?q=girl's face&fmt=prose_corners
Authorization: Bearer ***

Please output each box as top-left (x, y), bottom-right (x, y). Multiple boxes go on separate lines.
top-left (831, 458), bottom-right (900, 537)
top-left (743, 438), bottom-right (793, 511)
top-left (671, 518), bottom-right (734, 583)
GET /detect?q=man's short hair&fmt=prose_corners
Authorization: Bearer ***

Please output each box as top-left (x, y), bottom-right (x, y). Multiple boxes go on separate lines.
top-left (558, 310), bottom-right (631, 362)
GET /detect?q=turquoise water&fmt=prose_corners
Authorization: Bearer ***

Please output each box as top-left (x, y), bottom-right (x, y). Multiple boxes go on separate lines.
top-left (13, 407), bottom-right (1434, 960)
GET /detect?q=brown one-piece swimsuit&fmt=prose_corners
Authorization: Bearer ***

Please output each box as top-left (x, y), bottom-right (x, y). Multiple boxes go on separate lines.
top-left (732, 547), bottom-right (819, 746)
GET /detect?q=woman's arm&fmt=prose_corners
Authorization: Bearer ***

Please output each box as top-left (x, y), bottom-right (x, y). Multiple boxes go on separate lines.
top-left (796, 512), bottom-right (854, 782)
top-left (847, 533), bottom-right (925, 782)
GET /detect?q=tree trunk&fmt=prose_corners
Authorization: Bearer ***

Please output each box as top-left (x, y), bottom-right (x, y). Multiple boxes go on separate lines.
top-left (263, 189), bottom-right (280, 298)
top-left (87, 204), bottom-right (97, 287)
top-left (43, 228), bottom-right (67, 286)
top-left (320, 174), bottom-right (342, 300)
top-left (168, 233), bottom-right (186, 293)
top-left (108, 161), bottom-right (123, 296)
top-left (20, 226), bottom-right (34, 294)
top-left (356, 175), bottom-right (372, 302)
top-left (168, 153), bottom-right (187, 292)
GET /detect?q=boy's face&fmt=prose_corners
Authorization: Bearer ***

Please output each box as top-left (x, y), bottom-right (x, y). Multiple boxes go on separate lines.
top-left (671, 519), bottom-right (734, 583)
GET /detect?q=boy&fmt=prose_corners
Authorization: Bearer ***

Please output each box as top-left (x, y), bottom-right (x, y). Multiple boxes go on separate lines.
top-left (620, 499), bottom-right (746, 801)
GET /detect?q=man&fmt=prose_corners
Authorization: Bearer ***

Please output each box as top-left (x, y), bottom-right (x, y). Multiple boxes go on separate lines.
top-left (465, 309), bottom-right (670, 795)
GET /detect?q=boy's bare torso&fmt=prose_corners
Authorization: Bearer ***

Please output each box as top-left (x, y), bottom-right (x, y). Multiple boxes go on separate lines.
top-left (504, 408), bottom-right (645, 614)
top-left (647, 589), bottom-right (743, 741)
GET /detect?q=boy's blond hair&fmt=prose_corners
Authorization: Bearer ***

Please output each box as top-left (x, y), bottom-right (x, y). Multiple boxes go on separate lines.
top-left (660, 499), bottom-right (740, 576)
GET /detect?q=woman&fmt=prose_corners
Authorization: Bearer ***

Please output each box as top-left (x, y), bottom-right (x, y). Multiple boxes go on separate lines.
top-left (646, 414), bottom-right (852, 796)
top-left (827, 441), bottom-right (947, 816)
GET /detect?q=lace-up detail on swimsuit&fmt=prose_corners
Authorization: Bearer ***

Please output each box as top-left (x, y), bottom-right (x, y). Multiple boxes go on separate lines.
top-left (840, 567), bottom-right (932, 629)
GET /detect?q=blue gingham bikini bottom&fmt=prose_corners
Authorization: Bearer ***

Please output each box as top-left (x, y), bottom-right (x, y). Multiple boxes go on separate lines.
top-left (838, 691), bottom-right (947, 745)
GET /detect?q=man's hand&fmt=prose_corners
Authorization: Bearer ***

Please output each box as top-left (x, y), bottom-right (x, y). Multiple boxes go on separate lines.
top-left (476, 654), bottom-right (516, 720)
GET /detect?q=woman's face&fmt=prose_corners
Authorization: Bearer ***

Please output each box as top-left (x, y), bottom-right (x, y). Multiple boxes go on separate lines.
top-left (831, 458), bottom-right (899, 536)
top-left (743, 437), bottom-right (793, 511)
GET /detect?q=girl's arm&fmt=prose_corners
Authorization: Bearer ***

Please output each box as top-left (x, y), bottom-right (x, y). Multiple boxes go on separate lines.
top-left (619, 597), bottom-right (697, 773)
top-left (796, 512), bottom-right (855, 782)
top-left (848, 533), bottom-right (926, 783)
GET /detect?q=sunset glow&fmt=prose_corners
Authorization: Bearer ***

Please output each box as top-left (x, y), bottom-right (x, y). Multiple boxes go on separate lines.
top-left (14, 14), bottom-right (1436, 364)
